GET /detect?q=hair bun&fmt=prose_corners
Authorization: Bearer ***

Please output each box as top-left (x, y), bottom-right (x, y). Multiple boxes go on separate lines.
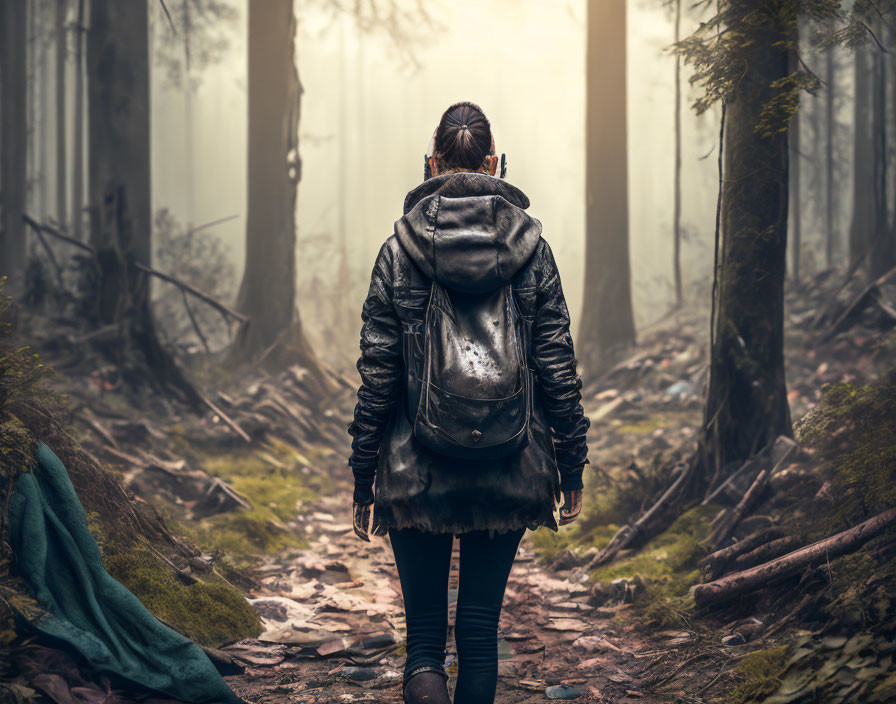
top-left (434, 101), bottom-right (493, 171)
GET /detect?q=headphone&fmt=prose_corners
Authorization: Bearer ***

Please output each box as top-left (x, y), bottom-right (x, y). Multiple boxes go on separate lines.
top-left (423, 125), bottom-right (507, 180)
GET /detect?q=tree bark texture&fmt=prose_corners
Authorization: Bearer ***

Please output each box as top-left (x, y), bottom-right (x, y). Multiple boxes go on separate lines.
top-left (87, 0), bottom-right (152, 323)
top-left (702, 0), bottom-right (793, 473)
top-left (579, 0), bottom-right (636, 375)
top-left (849, 48), bottom-right (874, 266)
top-left (825, 48), bottom-right (835, 267)
top-left (673, 0), bottom-right (683, 305)
top-left (790, 104), bottom-right (801, 282)
top-left (72, 0), bottom-right (85, 240)
top-left (56, 0), bottom-right (67, 225)
top-left (869, 38), bottom-right (893, 278)
top-left (694, 508), bottom-right (896, 608)
top-left (231, 0), bottom-right (316, 369)
top-left (85, 0), bottom-right (196, 401)
top-left (0, 0), bottom-right (28, 297)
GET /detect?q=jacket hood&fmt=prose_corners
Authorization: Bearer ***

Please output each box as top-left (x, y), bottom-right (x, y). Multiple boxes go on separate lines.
top-left (395, 172), bottom-right (542, 294)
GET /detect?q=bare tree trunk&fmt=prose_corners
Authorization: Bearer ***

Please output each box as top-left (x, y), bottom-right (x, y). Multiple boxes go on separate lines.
top-left (55, 0), bottom-right (67, 226)
top-left (72, 0), bottom-right (85, 240)
top-left (673, 0), bottom-right (683, 305)
top-left (790, 103), bottom-right (801, 283)
top-left (869, 37), bottom-right (893, 278)
top-left (86, 0), bottom-right (196, 401)
top-left (825, 48), bottom-right (835, 268)
top-left (849, 48), bottom-right (874, 267)
top-left (0, 0), bottom-right (28, 297)
top-left (39, 8), bottom-right (50, 221)
top-left (87, 0), bottom-right (151, 319)
top-left (579, 0), bottom-right (636, 375)
top-left (701, 0), bottom-right (793, 474)
top-left (230, 0), bottom-right (320, 373)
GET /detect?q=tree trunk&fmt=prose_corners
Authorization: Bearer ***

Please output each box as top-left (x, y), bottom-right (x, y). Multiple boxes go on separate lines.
top-left (72, 0), bottom-right (85, 240)
top-left (825, 48), bottom-right (835, 268)
top-left (701, 0), bottom-right (793, 475)
top-left (849, 48), bottom-right (873, 267)
top-left (673, 0), bottom-right (683, 305)
top-left (790, 102), bottom-right (801, 283)
top-left (230, 0), bottom-right (319, 373)
top-left (87, 0), bottom-right (152, 319)
top-left (0, 0), bottom-right (28, 297)
top-left (869, 37), bottom-right (893, 278)
top-left (579, 0), bottom-right (636, 375)
top-left (39, 10), bottom-right (51, 220)
top-left (55, 0), bottom-right (67, 226)
top-left (86, 0), bottom-right (196, 402)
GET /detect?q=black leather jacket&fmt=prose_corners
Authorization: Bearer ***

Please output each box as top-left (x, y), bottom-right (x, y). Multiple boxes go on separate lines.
top-left (348, 172), bottom-right (590, 535)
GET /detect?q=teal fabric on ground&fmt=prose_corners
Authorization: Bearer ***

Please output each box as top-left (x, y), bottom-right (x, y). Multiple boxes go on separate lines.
top-left (6, 442), bottom-right (246, 704)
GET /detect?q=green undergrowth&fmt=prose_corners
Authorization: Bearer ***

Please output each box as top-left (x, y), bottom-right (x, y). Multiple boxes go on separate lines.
top-left (87, 518), bottom-right (260, 647)
top-left (0, 282), bottom-right (260, 653)
top-left (615, 409), bottom-right (698, 436)
top-left (725, 646), bottom-right (790, 704)
top-left (165, 438), bottom-right (338, 566)
top-left (589, 504), bottom-right (719, 627)
top-left (795, 380), bottom-right (896, 524)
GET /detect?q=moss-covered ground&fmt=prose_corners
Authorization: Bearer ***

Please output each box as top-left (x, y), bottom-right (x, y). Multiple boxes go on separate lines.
top-left (0, 283), bottom-right (261, 657)
top-left (157, 437), bottom-right (338, 567)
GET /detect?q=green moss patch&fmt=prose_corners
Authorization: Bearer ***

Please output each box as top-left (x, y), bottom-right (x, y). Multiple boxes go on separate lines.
top-left (588, 504), bottom-right (719, 627)
top-left (165, 439), bottom-right (333, 565)
top-left (725, 646), bottom-right (789, 704)
top-left (99, 540), bottom-right (260, 648)
top-left (795, 381), bottom-right (896, 522)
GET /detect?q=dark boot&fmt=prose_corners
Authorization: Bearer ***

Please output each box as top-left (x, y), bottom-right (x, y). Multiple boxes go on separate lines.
top-left (403, 669), bottom-right (450, 704)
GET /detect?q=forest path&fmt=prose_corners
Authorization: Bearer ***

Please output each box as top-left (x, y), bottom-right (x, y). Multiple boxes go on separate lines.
top-left (221, 461), bottom-right (659, 704)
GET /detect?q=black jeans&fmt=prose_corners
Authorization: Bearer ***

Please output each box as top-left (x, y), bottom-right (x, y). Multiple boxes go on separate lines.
top-left (388, 526), bottom-right (526, 704)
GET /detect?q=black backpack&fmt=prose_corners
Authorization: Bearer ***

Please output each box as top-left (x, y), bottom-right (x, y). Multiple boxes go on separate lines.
top-left (410, 280), bottom-right (531, 460)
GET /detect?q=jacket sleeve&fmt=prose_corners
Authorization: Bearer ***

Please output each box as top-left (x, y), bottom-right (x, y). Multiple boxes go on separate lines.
top-left (530, 241), bottom-right (591, 492)
top-left (347, 243), bottom-right (404, 505)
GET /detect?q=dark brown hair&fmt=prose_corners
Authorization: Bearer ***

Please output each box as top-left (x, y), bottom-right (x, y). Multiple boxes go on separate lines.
top-left (434, 102), bottom-right (493, 171)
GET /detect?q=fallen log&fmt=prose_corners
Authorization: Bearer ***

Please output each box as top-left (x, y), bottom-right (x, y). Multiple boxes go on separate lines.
top-left (693, 507), bottom-right (896, 608)
top-left (698, 527), bottom-right (785, 581)
top-left (731, 535), bottom-right (803, 572)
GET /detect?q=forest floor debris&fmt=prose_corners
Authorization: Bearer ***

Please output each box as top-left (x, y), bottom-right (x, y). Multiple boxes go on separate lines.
top-left (2, 268), bottom-right (895, 703)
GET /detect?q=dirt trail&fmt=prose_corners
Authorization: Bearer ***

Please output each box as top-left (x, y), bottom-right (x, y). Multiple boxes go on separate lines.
top-left (221, 467), bottom-right (662, 704)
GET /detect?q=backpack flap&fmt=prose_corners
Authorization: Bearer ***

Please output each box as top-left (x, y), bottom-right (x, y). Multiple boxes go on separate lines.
top-left (413, 282), bottom-right (531, 460)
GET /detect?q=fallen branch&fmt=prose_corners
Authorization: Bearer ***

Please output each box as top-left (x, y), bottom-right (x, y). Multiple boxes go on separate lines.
top-left (693, 507), bottom-right (896, 608)
top-left (706, 470), bottom-right (769, 549)
top-left (705, 443), bottom-right (797, 549)
top-left (818, 263), bottom-right (896, 342)
top-left (23, 213), bottom-right (93, 252)
top-left (195, 389), bottom-right (251, 443)
top-left (698, 527), bottom-right (785, 581)
top-left (585, 458), bottom-right (698, 569)
top-left (27, 221), bottom-right (66, 288)
top-left (23, 213), bottom-right (248, 324)
top-left (181, 288), bottom-right (211, 354)
top-left (134, 262), bottom-right (248, 324)
top-left (701, 457), bottom-right (754, 506)
top-left (731, 535), bottom-right (803, 572)
top-left (764, 593), bottom-right (813, 640)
